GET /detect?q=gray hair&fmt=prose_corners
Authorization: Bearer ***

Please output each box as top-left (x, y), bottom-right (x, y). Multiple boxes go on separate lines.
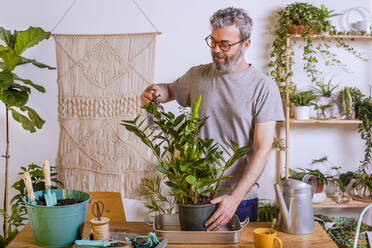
top-left (209, 7), bottom-right (253, 40)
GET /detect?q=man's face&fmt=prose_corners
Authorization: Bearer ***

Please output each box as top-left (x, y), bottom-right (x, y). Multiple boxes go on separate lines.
top-left (210, 25), bottom-right (245, 73)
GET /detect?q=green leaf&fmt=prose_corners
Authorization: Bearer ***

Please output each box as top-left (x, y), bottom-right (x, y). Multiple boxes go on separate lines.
top-left (186, 175), bottom-right (197, 185)
top-left (0, 70), bottom-right (14, 90)
top-left (11, 83), bottom-right (31, 94)
top-left (14, 27), bottom-right (50, 55)
top-left (180, 164), bottom-right (188, 172)
top-left (19, 57), bottom-right (55, 70)
top-left (191, 95), bottom-right (201, 119)
top-left (20, 106), bottom-right (45, 129)
top-left (154, 164), bottom-right (168, 174)
top-left (0, 27), bottom-right (16, 48)
top-left (14, 75), bottom-right (45, 92)
top-left (0, 47), bottom-right (21, 71)
top-left (10, 108), bottom-right (36, 132)
top-left (0, 88), bottom-right (29, 107)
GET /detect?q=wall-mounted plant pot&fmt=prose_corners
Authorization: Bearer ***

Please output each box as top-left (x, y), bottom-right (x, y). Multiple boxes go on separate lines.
top-left (178, 203), bottom-right (216, 231)
top-left (294, 106), bottom-right (311, 120)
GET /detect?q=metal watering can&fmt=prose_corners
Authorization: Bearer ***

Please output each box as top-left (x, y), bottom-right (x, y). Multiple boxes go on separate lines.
top-left (274, 175), bottom-right (317, 234)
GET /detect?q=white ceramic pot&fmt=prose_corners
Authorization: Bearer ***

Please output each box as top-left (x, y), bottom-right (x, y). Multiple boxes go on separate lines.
top-left (294, 106), bottom-right (311, 120)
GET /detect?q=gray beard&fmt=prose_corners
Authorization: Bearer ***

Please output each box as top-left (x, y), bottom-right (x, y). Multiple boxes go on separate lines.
top-left (212, 46), bottom-right (243, 73)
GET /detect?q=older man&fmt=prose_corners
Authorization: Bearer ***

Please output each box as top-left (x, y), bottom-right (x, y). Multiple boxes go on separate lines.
top-left (140, 7), bottom-right (284, 231)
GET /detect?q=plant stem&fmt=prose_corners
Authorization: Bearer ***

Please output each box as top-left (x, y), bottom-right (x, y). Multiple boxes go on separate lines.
top-left (3, 105), bottom-right (10, 237)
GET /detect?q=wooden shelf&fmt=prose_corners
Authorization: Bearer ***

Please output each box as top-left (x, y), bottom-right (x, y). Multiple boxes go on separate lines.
top-left (287, 118), bottom-right (362, 124)
top-left (313, 196), bottom-right (370, 208)
top-left (290, 34), bottom-right (372, 40)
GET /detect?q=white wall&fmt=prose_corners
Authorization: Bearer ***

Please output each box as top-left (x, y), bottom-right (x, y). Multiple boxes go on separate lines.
top-left (0, 0), bottom-right (371, 227)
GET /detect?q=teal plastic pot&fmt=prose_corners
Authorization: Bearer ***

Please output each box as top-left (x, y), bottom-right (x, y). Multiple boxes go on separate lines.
top-left (23, 189), bottom-right (90, 247)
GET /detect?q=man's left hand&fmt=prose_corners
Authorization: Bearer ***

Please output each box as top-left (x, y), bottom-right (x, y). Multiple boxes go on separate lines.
top-left (204, 195), bottom-right (240, 231)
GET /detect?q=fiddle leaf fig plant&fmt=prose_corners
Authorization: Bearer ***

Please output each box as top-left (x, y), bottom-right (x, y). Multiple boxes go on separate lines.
top-left (0, 26), bottom-right (55, 239)
top-left (122, 96), bottom-right (250, 205)
top-left (0, 26), bottom-right (55, 132)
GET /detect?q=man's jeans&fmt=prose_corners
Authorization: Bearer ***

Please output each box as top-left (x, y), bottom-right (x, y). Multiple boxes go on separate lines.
top-left (235, 198), bottom-right (258, 222)
top-left (215, 197), bottom-right (258, 222)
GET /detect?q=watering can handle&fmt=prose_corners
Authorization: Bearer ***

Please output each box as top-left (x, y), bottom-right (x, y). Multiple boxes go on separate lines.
top-left (346, 7), bottom-right (372, 32)
top-left (303, 174), bottom-right (317, 198)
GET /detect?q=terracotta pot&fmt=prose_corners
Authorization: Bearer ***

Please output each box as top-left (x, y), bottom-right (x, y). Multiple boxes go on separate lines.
top-left (287, 25), bottom-right (314, 35)
top-left (308, 181), bottom-right (324, 193)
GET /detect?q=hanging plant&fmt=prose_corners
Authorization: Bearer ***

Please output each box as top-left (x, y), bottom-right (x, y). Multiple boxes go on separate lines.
top-left (356, 97), bottom-right (372, 172)
top-left (269, 2), bottom-right (366, 86)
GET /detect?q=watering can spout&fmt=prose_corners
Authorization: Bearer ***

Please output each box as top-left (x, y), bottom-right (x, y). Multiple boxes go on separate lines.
top-left (274, 184), bottom-right (291, 230)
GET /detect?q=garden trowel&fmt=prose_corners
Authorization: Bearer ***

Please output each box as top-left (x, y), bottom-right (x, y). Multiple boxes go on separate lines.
top-left (43, 160), bottom-right (57, 206)
top-left (23, 172), bottom-right (36, 204)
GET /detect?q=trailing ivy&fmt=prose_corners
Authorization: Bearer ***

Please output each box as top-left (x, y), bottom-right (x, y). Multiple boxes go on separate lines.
top-left (269, 2), bottom-right (367, 88)
top-left (357, 97), bottom-right (372, 172)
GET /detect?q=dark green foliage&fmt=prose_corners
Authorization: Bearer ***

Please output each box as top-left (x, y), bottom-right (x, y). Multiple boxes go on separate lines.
top-left (122, 96), bottom-right (250, 205)
top-left (257, 200), bottom-right (279, 222)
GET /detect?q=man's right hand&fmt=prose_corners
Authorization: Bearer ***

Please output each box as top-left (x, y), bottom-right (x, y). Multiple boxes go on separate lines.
top-left (140, 83), bottom-right (174, 107)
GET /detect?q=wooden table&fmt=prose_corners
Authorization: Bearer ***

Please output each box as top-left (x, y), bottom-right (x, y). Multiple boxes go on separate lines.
top-left (7, 221), bottom-right (337, 248)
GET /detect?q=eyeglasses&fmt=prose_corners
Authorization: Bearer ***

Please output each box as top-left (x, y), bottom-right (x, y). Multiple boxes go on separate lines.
top-left (205, 35), bottom-right (246, 52)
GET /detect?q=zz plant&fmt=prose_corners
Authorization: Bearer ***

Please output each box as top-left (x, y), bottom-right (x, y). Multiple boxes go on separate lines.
top-left (122, 96), bottom-right (249, 205)
top-left (0, 26), bottom-right (55, 239)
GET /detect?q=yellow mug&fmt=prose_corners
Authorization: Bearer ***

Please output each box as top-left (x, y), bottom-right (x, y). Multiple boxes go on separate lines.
top-left (253, 228), bottom-right (283, 248)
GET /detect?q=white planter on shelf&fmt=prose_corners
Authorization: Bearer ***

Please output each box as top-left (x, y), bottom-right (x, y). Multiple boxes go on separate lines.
top-left (294, 105), bottom-right (311, 120)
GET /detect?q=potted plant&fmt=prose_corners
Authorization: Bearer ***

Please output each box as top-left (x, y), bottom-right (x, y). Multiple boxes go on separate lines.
top-left (143, 175), bottom-right (177, 220)
top-left (269, 2), bottom-right (341, 84)
top-left (0, 26), bottom-right (55, 240)
top-left (288, 168), bottom-right (328, 193)
top-left (269, 2), bottom-right (366, 90)
top-left (290, 90), bottom-right (317, 120)
top-left (350, 170), bottom-right (372, 202)
top-left (312, 79), bottom-right (338, 119)
top-left (122, 96), bottom-right (250, 231)
top-left (257, 199), bottom-right (279, 222)
top-left (330, 171), bottom-right (354, 204)
top-left (272, 137), bottom-right (286, 151)
top-left (337, 87), bottom-right (364, 119)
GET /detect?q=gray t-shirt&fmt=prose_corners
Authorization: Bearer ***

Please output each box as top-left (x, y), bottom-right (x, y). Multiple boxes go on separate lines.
top-left (172, 63), bottom-right (284, 200)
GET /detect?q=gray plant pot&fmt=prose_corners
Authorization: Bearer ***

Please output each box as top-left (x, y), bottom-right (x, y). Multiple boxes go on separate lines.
top-left (178, 203), bottom-right (216, 231)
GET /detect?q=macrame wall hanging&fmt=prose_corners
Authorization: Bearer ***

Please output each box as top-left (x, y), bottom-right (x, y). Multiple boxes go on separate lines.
top-left (52, 0), bottom-right (160, 199)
